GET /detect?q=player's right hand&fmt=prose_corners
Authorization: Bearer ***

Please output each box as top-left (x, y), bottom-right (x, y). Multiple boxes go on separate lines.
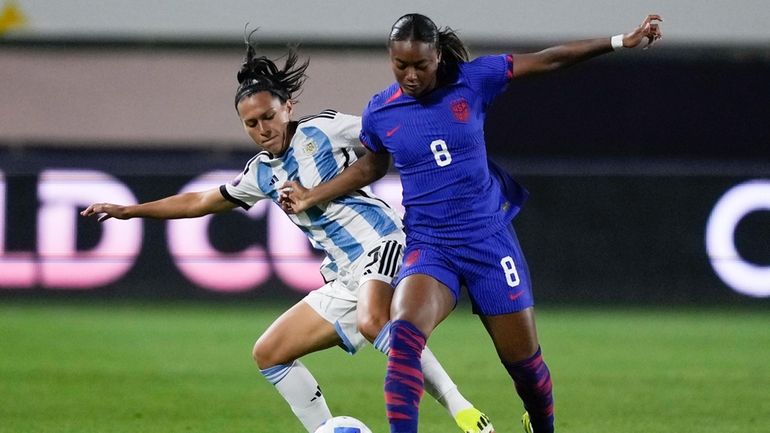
top-left (278, 180), bottom-right (312, 214)
top-left (624, 14), bottom-right (663, 49)
top-left (80, 203), bottom-right (128, 222)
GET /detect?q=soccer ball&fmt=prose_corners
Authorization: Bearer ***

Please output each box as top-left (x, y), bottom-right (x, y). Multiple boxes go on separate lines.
top-left (314, 416), bottom-right (373, 433)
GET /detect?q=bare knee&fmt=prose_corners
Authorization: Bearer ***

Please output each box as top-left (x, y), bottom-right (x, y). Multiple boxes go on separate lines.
top-left (481, 307), bottom-right (540, 363)
top-left (357, 280), bottom-right (394, 342)
top-left (252, 335), bottom-right (286, 370)
top-left (357, 311), bottom-right (389, 343)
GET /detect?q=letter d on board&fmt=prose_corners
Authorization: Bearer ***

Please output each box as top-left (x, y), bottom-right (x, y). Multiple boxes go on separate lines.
top-left (37, 170), bottom-right (142, 288)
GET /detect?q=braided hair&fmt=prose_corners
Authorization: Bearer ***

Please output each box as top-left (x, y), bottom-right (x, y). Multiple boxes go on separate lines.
top-left (234, 29), bottom-right (310, 109)
top-left (388, 13), bottom-right (469, 81)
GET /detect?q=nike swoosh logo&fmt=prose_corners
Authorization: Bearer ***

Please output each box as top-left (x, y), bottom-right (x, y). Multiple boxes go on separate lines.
top-left (509, 291), bottom-right (525, 301)
top-left (386, 125), bottom-right (401, 137)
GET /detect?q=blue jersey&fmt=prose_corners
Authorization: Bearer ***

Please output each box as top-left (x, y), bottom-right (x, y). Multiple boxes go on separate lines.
top-left (360, 54), bottom-right (527, 244)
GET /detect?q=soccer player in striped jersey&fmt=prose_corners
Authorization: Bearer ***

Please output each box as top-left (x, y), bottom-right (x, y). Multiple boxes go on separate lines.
top-left (81, 36), bottom-right (494, 433)
top-left (280, 13), bottom-right (663, 433)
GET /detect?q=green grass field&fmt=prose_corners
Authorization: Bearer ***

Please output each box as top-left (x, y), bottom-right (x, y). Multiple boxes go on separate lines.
top-left (1, 301), bottom-right (768, 433)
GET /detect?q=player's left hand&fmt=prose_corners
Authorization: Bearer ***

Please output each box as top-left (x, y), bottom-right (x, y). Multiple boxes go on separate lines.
top-left (623, 14), bottom-right (663, 49)
top-left (278, 180), bottom-right (311, 214)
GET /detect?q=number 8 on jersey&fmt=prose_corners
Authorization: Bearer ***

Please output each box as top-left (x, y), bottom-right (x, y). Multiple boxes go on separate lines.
top-left (430, 139), bottom-right (452, 167)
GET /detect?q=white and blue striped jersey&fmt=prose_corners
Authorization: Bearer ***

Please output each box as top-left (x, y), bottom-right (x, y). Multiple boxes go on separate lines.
top-left (220, 110), bottom-right (403, 289)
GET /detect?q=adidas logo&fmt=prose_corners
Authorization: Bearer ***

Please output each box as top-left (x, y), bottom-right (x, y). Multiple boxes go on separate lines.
top-left (310, 386), bottom-right (323, 402)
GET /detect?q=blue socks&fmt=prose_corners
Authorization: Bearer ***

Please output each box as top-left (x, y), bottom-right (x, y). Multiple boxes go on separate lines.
top-left (503, 347), bottom-right (555, 433)
top-left (384, 320), bottom-right (426, 433)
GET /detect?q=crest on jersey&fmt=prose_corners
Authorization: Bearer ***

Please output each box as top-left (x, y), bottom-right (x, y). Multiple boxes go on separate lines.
top-left (450, 98), bottom-right (470, 122)
top-left (303, 141), bottom-right (317, 155)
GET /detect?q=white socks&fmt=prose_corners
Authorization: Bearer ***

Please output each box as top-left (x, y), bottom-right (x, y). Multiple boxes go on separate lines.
top-left (420, 346), bottom-right (474, 417)
top-left (260, 360), bottom-right (331, 432)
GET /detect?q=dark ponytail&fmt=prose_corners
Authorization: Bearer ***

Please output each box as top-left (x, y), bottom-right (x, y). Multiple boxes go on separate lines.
top-left (436, 27), bottom-right (469, 65)
top-left (234, 28), bottom-right (310, 108)
top-left (388, 13), bottom-right (469, 80)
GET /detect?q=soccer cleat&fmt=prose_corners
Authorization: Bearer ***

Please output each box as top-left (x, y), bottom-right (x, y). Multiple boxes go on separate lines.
top-left (521, 412), bottom-right (533, 433)
top-left (454, 407), bottom-right (495, 433)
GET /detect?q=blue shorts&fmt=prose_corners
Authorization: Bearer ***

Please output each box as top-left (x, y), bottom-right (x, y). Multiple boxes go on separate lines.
top-left (396, 225), bottom-right (534, 316)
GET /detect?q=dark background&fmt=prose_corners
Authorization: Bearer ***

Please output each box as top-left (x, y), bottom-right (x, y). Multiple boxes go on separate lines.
top-left (487, 48), bottom-right (770, 161)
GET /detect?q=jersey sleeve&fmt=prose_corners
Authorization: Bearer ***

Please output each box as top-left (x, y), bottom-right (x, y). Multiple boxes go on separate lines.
top-left (220, 157), bottom-right (267, 209)
top-left (465, 54), bottom-right (514, 108)
top-left (359, 103), bottom-right (385, 153)
top-left (331, 112), bottom-right (364, 149)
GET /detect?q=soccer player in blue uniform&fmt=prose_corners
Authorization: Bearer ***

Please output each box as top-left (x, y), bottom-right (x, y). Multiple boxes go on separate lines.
top-left (280, 13), bottom-right (663, 433)
top-left (81, 35), bottom-right (495, 433)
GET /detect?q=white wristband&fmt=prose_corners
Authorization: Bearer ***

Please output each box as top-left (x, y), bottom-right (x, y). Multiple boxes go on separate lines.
top-left (611, 34), bottom-right (625, 50)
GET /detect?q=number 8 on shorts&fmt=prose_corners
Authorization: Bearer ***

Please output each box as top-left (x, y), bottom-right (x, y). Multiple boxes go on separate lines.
top-left (500, 256), bottom-right (520, 287)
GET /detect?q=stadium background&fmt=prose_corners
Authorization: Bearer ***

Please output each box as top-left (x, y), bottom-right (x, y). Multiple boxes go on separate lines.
top-left (1, 0), bottom-right (768, 303)
top-left (0, 2), bottom-right (769, 433)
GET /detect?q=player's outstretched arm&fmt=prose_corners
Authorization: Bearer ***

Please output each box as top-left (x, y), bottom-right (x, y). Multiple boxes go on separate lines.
top-left (513, 14), bottom-right (663, 78)
top-left (279, 149), bottom-right (391, 214)
top-left (80, 188), bottom-right (236, 222)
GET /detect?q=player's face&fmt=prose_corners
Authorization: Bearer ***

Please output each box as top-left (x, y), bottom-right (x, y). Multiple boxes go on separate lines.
top-left (389, 40), bottom-right (440, 98)
top-left (236, 91), bottom-right (293, 156)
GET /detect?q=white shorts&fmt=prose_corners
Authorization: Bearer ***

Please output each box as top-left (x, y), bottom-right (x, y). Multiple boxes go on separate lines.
top-left (303, 231), bottom-right (405, 354)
